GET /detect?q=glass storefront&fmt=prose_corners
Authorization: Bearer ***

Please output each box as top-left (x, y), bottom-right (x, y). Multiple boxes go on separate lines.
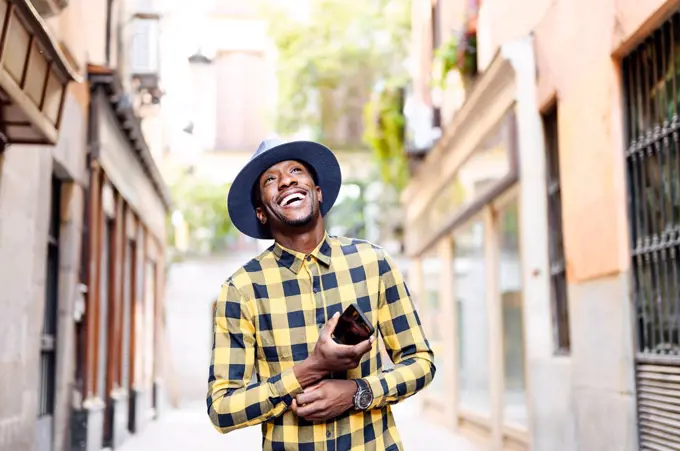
top-left (498, 200), bottom-right (527, 426)
top-left (409, 104), bottom-right (528, 444)
top-left (454, 218), bottom-right (490, 415)
top-left (423, 250), bottom-right (445, 397)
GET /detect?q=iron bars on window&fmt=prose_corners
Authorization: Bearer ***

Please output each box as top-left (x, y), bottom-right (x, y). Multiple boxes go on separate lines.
top-left (624, 12), bottom-right (680, 358)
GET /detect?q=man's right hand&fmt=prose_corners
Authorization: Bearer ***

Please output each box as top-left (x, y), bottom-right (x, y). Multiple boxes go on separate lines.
top-left (310, 311), bottom-right (375, 373)
top-left (293, 312), bottom-right (374, 388)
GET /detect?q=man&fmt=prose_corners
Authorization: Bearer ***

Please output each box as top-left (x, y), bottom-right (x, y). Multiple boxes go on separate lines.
top-left (207, 138), bottom-right (435, 450)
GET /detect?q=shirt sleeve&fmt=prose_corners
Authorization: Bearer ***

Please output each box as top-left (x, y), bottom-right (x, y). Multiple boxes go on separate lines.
top-left (207, 280), bottom-right (304, 434)
top-left (363, 250), bottom-right (436, 408)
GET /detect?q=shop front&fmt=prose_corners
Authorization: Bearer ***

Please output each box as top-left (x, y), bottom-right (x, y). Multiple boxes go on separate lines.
top-left (71, 66), bottom-right (170, 451)
top-left (404, 38), bottom-right (555, 450)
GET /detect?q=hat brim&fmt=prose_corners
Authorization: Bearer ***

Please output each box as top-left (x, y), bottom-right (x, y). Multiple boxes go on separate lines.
top-left (227, 141), bottom-right (342, 239)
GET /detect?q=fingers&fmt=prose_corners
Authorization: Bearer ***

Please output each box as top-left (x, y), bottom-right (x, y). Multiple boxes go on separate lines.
top-left (321, 311), bottom-right (341, 338)
top-left (297, 401), bottom-right (324, 419)
top-left (352, 336), bottom-right (375, 356)
top-left (296, 388), bottom-right (323, 406)
top-left (334, 336), bottom-right (374, 360)
top-left (290, 399), bottom-right (298, 414)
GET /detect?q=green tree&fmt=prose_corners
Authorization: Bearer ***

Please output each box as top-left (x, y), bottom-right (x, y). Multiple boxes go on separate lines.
top-left (264, 0), bottom-right (411, 156)
top-left (167, 171), bottom-right (238, 255)
top-left (362, 80), bottom-right (409, 191)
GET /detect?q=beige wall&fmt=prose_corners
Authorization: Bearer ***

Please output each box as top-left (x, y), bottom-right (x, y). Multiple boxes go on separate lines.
top-left (0, 83), bottom-right (89, 451)
top-left (407, 1), bottom-right (680, 450)
top-left (474, 0), bottom-right (671, 283)
top-left (46, 0), bottom-right (109, 71)
top-left (532, 0), bottom-right (671, 283)
top-left (214, 51), bottom-right (269, 150)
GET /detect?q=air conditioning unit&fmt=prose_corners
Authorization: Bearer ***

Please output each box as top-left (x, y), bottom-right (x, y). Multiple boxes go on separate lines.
top-left (30, 0), bottom-right (69, 18)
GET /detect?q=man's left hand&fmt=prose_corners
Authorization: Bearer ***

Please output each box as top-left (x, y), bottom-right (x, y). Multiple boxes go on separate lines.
top-left (291, 379), bottom-right (356, 421)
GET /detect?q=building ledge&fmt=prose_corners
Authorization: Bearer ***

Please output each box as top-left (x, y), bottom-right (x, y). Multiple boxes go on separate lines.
top-left (0, 0), bottom-right (81, 147)
top-left (88, 64), bottom-right (172, 211)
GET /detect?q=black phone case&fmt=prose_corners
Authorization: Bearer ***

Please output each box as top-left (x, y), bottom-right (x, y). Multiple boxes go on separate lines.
top-left (333, 303), bottom-right (375, 344)
top-left (350, 303), bottom-right (375, 337)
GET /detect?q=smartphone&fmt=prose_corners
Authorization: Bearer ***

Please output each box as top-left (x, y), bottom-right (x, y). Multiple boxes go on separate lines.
top-left (332, 303), bottom-right (375, 346)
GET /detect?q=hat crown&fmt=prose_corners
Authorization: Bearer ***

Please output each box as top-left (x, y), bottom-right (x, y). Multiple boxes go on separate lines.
top-left (255, 138), bottom-right (286, 157)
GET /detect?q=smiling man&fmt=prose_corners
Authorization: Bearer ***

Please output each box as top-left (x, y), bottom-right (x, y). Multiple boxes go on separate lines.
top-left (207, 138), bottom-right (435, 451)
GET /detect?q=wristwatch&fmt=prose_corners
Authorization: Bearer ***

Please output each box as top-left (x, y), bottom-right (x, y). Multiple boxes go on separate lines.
top-left (353, 379), bottom-right (373, 411)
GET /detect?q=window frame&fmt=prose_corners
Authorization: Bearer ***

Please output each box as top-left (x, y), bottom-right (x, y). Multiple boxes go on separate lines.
top-left (542, 105), bottom-right (571, 355)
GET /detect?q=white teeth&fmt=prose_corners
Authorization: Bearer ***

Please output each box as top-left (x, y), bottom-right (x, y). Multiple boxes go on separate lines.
top-left (280, 193), bottom-right (305, 206)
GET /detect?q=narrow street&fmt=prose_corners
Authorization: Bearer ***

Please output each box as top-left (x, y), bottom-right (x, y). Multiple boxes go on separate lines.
top-left (117, 397), bottom-right (473, 450)
top-left (118, 253), bottom-right (476, 450)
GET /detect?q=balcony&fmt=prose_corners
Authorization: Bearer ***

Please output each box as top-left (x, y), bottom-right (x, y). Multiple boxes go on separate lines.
top-left (0, 0), bottom-right (80, 148)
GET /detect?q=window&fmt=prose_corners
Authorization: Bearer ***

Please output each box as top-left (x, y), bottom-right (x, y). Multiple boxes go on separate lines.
top-left (144, 260), bottom-right (157, 410)
top-left (422, 250), bottom-right (444, 397)
top-left (121, 239), bottom-right (134, 396)
top-left (498, 200), bottom-right (527, 426)
top-left (97, 217), bottom-right (114, 407)
top-left (623, 13), bottom-right (680, 450)
top-left (543, 106), bottom-right (570, 354)
top-left (38, 176), bottom-right (61, 420)
top-left (454, 218), bottom-right (490, 415)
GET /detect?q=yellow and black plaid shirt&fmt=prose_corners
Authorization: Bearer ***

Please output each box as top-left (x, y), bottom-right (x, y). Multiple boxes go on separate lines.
top-left (207, 234), bottom-right (435, 451)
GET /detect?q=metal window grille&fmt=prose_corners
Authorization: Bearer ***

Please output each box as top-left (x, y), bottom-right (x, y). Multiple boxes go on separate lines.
top-left (623, 10), bottom-right (680, 450)
top-left (543, 106), bottom-right (570, 354)
top-left (38, 176), bottom-right (61, 418)
top-left (624, 13), bottom-right (680, 358)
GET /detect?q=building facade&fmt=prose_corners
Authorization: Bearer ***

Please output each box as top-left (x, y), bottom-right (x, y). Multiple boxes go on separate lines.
top-left (405, 0), bottom-right (680, 450)
top-left (0, 1), bottom-right (169, 451)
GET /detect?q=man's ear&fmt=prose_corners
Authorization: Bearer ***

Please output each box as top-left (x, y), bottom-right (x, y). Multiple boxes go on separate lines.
top-left (256, 207), bottom-right (267, 225)
top-left (316, 185), bottom-right (323, 204)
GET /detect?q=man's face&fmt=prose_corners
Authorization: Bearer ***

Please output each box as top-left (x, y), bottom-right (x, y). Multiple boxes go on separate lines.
top-left (255, 160), bottom-right (323, 231)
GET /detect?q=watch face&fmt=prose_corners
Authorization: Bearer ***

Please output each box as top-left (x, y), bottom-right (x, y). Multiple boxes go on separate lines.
top-left (358, 390), bottom-right (372, 409)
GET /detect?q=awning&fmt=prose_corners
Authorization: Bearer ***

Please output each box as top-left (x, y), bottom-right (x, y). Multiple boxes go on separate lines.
top-left (0, 0), bottom-right (81, 147)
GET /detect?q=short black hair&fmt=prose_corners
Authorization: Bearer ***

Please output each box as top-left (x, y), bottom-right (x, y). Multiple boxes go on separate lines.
top-left (250, 160), bottom-right (318, 208)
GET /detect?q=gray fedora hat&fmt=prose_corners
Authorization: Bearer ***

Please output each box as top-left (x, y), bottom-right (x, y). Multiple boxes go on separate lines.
top-left (227, 138), bottom-right (342, 239)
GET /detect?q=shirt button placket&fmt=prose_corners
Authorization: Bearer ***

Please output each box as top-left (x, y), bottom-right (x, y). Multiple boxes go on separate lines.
top-left (308, 261), bottom-right (325, 326)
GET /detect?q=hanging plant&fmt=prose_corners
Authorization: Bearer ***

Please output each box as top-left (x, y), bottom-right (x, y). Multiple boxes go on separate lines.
top-left (432, 30), bottom-right (478, 88)
top-left (362, 82), bottom-right (409, 192)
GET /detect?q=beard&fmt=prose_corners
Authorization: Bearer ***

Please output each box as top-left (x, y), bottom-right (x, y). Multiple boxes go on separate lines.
top-left (280, 203), bottom-right (316, 227)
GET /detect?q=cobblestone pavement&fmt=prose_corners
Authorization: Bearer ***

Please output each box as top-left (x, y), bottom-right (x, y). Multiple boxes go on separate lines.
top-left (118, 397), bottom-right (477, 451)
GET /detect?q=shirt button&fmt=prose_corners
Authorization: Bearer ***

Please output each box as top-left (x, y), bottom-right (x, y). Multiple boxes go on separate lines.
top-left (313, 286), bottom-right (319, 293)
top-left (326, 431), bottom-right (332, 438)
top-left (306, 256), bottom-right (312, 261)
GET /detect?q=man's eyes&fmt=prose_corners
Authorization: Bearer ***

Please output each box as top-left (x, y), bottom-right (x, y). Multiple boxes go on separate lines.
top-left (264, 168), bottom-right (301, 185)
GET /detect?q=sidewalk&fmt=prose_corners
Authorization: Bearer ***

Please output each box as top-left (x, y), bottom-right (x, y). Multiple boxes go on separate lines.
top-left (118, 397), bottom-right (477, 451)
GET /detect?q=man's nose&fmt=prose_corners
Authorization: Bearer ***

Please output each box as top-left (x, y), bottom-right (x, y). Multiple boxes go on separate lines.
top-left (278, 172), bottom-right (296, 189)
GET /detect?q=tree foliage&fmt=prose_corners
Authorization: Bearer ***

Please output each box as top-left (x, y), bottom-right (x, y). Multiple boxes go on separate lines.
top-left (264, 0), bottom-right (411, 142)
top-left (363, 81), bottom-right (409, 191)
top-left (167, 172), bottom-right (238, 255)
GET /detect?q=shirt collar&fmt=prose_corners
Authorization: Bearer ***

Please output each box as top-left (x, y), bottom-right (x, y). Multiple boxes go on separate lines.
top-left (272, 233), bottom-right (332, 274)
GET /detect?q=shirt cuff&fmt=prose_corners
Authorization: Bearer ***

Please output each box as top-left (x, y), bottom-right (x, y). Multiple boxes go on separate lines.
top-left (363, 374), bottom-right (387, 409)
top-left (270, 367), bottom-right (304, 407)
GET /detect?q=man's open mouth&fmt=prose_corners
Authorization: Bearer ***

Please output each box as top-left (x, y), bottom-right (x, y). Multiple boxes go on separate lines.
top-left (278, 191), bottom-right (307, 207)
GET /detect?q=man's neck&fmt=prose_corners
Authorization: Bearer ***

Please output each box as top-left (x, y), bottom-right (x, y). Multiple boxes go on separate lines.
top-left (273, 225), bottom-right (326, 255)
